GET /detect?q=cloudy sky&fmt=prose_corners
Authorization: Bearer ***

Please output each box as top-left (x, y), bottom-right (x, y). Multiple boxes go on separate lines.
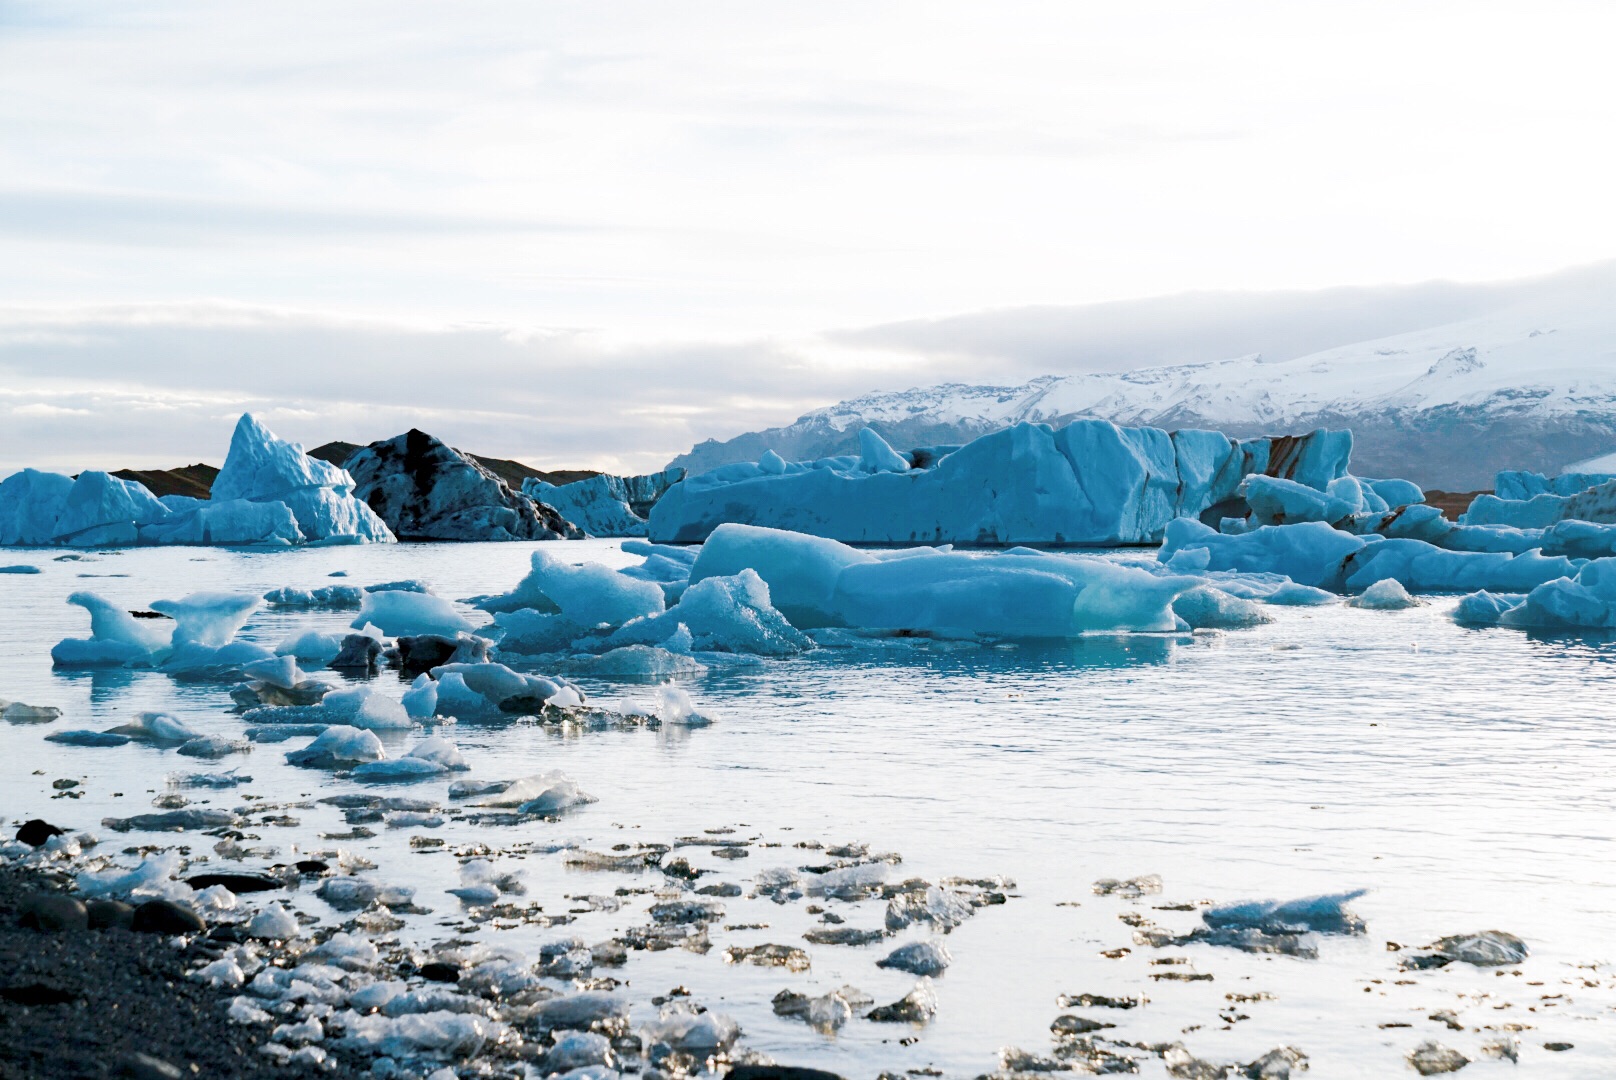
top-left (2, 0), bottom-right (1613, 473)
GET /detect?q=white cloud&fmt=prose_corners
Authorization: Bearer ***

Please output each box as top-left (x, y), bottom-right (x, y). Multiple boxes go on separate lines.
top-left (0, 1), bottom-right (1612, 474)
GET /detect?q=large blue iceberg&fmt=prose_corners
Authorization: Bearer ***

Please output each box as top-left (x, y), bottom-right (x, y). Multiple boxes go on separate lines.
top-left (649, 421), bottom-right (1355, 545)
top-left (0, 414), bottom-right (394, 547)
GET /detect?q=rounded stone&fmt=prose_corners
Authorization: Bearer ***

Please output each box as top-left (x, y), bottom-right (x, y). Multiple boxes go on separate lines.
top-left (19, 893), bottom-right (89, 933)
top-left (130, 899), bottom-right (206, 935)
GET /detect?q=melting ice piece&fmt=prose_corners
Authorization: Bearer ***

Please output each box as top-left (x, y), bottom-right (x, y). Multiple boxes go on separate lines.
top-left (51, 591), bottom-right (174, 667)
top-left (285, 725), bottom-right (385, 768)
top-left (472, 549), bottom-right (665, 627)
top-left (472, 771), bottom-right (596, 815)
top-left (1202, 889), bottom-right (1368, 936)
top-left (107, 712), bottom-right (202, 744)
top-left (1346, 578), bottom-right (1421, 610)
top-left (353, 589), bottom-right (477, 638)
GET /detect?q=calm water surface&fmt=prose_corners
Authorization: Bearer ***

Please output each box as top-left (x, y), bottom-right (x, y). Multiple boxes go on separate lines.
top-left (2, 540), bottom-right (1614, 1078)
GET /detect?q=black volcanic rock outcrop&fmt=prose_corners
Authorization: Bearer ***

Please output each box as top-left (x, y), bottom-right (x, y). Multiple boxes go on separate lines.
top-left (344, 429), bottom-right (583, 541)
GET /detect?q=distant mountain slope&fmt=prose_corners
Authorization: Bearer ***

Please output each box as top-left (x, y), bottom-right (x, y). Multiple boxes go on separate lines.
top-left (672, 275), bottom-right (1616, 488)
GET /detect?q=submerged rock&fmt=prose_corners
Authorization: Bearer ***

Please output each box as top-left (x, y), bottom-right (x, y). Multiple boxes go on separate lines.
top-left (876, 939), bottom-right (952, 976)
top-left (346, 429), bottom-right (582, 541)
top-left (1431, 930), bottom-right (1528, 966)
top-left (865, 978), bottom-right (937, 1024)
top-left (1407, 1041), bottom-right (1469, 1075)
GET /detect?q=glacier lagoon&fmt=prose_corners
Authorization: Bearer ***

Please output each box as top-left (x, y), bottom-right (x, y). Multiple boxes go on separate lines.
top-left (4, 540), bottom-right (1615, 1077)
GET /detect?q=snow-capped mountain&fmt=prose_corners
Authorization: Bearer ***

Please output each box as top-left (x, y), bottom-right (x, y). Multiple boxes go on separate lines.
top-left (671, 280), bottom-right (1616, 488)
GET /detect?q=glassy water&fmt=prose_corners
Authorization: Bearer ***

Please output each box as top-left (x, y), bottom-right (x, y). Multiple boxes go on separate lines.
top-left (3, 541), bottom-right (1615, 1078)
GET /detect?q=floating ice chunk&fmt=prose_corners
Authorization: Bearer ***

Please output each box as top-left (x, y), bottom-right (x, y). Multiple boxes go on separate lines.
top-left (607, 569), bottom-right (811, 656)
top-left (107, 711), bottom-right (201, 744)
top-left (807, 861), bottom-right (888, 895)
top-left (428, 662), bottom-right (580, 716)
top-left (586, 645), bottom-right (707, 679)
top-left (1172, 586), bottom-right (1273, 629)
top-left (334, 1009), bottom-right (506, 1057)
top-left (1243, 474), bottom-right (1362, 526)
top-left (1343, 539), bottom-right (1578, 594)
top-left (275, 629), bottom-right (348, 664)
top-left (471, 770), bottom-right (596, 814)
top-left (243, 655), bottom-right (303, 690)
top-left (546, 1031), bottom-right (614, 1072)
top-left (165, 769), bottom-right (253, 789)
top-left (407, 736), bottom-right (467, 770)
top-left (193, 958), bottom-right (247, 989)
top-left (46, 729), bottom-right (131, 747)
top-left (641, 1002), bottom-right (740, 1053)
top-left (0, 563), bottom-right (40, 574)
top-left (1428, 930), bottom-right (1528, 967)
top-left (689, 525), bottom-right (873, 627)
top-left (528, 992), bottom-right (630, 1033)
top-left (51, 591), bottom-right (174, 667)
top-left (1346, 579), bottom-right (1421, 610)
top-left (401, 674), bottom-right (439, 720)
top-left (322, 686), bottom-right (414, 731)
top-left (77, 850), bottom-right (182, 898)
top-left (1161, 519), bottom-right (1365, 590)
top-left (285, 725), bottom-right (385, 768)
top-left (354, 589), bottom-right (476, 638)
top-left (3, 701), bottom-right (61, 723)
top-left (247, 902), bottom-right (301, 940)
top-left (351, 758), bottom-right (447, 783)
top-left (476, 549), bottom-right (665, 627)
top-left (651, 684), bottom-right (713, 727)
top-left (150, 591), bottom-right (262, 648)
top-left (177, 735), bottom-right (249, 759)
top-left (264, 585), bottom-right (364, 609)
top-left (1202, 889), bottom-right (1367, 936)
top-left (1264, 582), bottom-right (1337, 606)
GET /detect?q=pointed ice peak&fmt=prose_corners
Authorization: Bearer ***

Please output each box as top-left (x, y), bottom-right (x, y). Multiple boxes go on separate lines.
top-left (212, 413), bottom-right (352, 502)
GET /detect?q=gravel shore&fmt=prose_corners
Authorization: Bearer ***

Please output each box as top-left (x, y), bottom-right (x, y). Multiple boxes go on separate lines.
top-left (0, 854), bottom-right (360, 1080)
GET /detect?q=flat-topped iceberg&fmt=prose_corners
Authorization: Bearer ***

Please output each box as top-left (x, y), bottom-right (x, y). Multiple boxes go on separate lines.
top-left (690, 524), bottom-right (1196, 636)
top-left (649, 421), bottom-right (1355, 545)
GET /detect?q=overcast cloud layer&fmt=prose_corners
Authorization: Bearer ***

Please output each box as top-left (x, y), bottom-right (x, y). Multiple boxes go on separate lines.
top-left (3, 1), bottom-right (1614, 473)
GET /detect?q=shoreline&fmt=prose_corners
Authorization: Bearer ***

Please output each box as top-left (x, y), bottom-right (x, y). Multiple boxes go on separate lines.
top-left (0, 850), bottom-right (356, 1080)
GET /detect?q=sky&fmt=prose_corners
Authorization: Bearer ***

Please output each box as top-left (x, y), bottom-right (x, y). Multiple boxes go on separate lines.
top-left (2, 0), bottom-right (1614, 473)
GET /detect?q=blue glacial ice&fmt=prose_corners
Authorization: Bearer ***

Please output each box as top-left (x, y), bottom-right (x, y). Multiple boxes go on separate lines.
top-left (649, 421), bottom-right (1354, 545)
top-left (0, 413), bottom-right (394, 548)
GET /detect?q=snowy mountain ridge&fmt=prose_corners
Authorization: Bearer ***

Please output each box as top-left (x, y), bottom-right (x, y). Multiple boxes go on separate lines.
top-left (672, 287), bottom-right (1616, 488)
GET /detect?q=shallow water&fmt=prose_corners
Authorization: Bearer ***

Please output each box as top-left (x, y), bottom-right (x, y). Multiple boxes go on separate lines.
top-left (4, 540), bottom-right (1616, 1077)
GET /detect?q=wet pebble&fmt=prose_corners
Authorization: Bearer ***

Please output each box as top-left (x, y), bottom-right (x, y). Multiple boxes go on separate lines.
top-left (130, 899), bottom-right (206, 935)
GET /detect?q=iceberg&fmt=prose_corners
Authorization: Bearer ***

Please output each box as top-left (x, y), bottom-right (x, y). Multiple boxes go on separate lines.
top-left (603, 570), bottom-right (811, 656)
top-left (524, 468), bottom-right (684, 538)
top-left (1, 414), bottom-right (392, 548)
top-left (650, 421), bottom-right (1354, 545)
top-left (0, 469), bottom-right (74, 545)
top-left (210, 414), bottom-right (394, 544)
top-left (472, 549), bottom-right (665, 627)
top-left (690, 524), bottom-right (1195, 637)
top-left (285, 725), bottom-right (385, 768)
top-left (344, 429), bottom-right (581, 541)
top-left (352, 589), bottom-right (478, 638)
